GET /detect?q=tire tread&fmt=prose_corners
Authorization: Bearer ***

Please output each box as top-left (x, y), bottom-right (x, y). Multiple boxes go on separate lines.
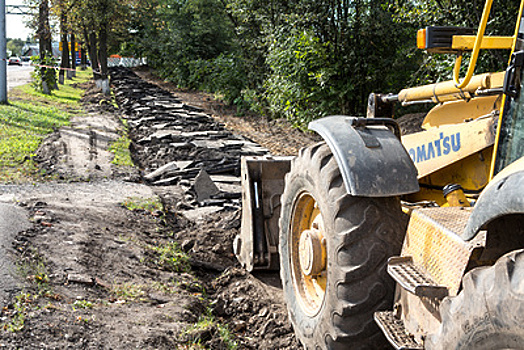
top-left (279, 143), bottom-right (405, 349)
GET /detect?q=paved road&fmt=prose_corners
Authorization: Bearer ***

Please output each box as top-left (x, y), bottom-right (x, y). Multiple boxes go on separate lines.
top-left (7, 62), bottom-right (33, 90)
top-left (0, 202), bottom-right (30, 307)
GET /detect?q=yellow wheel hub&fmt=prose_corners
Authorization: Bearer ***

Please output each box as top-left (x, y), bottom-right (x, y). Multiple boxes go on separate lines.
top-left (290, 192), bottom-right (327, 316)
top-left (298, 229), bottom-right (325, 276)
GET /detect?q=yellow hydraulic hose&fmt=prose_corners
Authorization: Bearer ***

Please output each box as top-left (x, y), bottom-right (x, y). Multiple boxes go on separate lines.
top-left (453, 0), bottom-right (494, 89)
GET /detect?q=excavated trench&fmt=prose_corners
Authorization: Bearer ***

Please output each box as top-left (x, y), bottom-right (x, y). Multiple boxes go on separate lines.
top-left (0, 68), bottom-right (303, 349)
top-left (110, 67), bottom-right (300, 348)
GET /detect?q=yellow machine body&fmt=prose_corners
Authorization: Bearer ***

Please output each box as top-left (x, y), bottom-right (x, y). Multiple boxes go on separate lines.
top-left (377, 1), bottom-right (524, 347)
top-left (238, 0), bottom-right (524, 348)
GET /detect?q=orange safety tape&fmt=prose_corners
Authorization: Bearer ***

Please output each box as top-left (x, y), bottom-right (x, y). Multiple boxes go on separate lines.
top-left (30, 63), bottom-right (82, 72)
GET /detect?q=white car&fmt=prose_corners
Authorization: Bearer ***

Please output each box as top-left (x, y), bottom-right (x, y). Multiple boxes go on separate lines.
top-left (8, 57), bottom-right (22, 66)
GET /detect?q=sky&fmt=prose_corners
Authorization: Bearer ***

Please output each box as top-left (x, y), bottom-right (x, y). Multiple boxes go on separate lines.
top-left (6, 1), bottom-right (33, 40)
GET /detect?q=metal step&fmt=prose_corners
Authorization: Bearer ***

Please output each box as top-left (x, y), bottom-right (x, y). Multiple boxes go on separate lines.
top-left (374, 311), bottom-right (423, 350)
top-left (388, 256), bottom-right (449, 299)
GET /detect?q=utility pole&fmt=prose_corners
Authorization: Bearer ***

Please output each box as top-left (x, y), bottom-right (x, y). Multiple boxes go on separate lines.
top-left (0, 0), bottom-right (6, 104)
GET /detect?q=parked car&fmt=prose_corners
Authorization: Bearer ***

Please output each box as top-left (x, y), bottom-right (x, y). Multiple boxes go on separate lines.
top-left (75, 58), bottom-right (90, 66)
top-left (8, 57), bottom-right (22, 66)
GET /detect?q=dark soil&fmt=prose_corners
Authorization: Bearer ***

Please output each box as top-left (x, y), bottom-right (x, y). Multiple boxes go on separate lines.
top-left (0, 68), bottom-right (310, 349)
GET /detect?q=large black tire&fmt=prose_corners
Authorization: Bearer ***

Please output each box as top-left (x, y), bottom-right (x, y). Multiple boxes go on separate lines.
top-left (426, 249), bottom-right (524, 350)
top-left (279, 142), bottom-right (406, 349)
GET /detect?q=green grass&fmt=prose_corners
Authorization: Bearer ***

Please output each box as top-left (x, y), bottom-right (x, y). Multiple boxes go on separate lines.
top-left (20, 68), bottom-right (93, 106)
top-left (121, 196), bottom-right (163, 213)
top-left (111, 282), bottom-right (146, 301)
top-left (73, 300), bottom-right (94, 309)
top-left (109, 134), bottom-right (134, 166)
top-left (2, 249), bottom-right (54, 332)
top-left (146, 241), bottom-right (190, 273)
top-left (183, 313), bottom-right (238, 349)
top-left (2, 293), bottom-right (32, 332)
top-left (0, 69), bottom-right (92, 182)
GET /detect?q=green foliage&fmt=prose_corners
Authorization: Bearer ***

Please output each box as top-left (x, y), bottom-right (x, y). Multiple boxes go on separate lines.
top-left (121, 196), bottom-right (163, 213)
top-left (125, 0), bottom-right (520, 128)
top-left (131, 0), bottom-right (242, 101)
top-left (391, 0), bottom-right (519, 85)
top-left (261, 1), bottom-right (421, 121)
top-left (7, 38), bottom-right (24, 56)
top-left (30, 56), bottom-right (58, 94)
top-left (187, 53), bottom-right (247, 104)
top-left (146, 241), bottom-right (190, 273)
top-left (264, 29), bottom-right (333, 127)
top-left (109, 134), bottom-right (134, 166)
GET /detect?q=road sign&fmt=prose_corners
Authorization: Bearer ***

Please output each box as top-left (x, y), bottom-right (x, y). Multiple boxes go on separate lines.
top-left (59, 42), bottom-right (80, 51)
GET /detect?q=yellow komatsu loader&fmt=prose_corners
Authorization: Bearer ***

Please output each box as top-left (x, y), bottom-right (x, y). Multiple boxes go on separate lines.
top-left (234, 0), bottom-right (524, 348)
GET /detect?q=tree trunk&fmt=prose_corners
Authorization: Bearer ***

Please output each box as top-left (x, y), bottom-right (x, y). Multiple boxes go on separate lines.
top-left (82, 26), bottom-right (92, 72)
top-left (38, 0), bottom-right (54, 94)
top-left (80, 45), bottom-right (87, 70)
top-left (69, 33), bottom-right (76, 78)
top-left (59, 11), bottom-right (69, 85)
top-left (98, 21), bottom-right (110, 95)
top-left (88, 30), bottom-right (101, 84)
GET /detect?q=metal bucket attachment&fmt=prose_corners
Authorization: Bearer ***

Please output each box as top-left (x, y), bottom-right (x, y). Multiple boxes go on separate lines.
top-left (234, 156), bottom-right (293, 271)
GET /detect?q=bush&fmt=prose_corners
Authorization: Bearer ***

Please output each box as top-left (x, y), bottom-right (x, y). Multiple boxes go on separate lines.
top-left (187, 53), bottom-right (246, 104)
top-left (31, 56), bottom-right (57, 94)
top-left (264, 29), bottom-right (334, 128)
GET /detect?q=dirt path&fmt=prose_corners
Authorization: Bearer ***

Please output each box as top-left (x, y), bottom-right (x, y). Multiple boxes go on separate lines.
top-left (36, 112), bottom-right (127, 181)
top-left (0, 181), bottom-right (188, 348)
top-left (0, 69), bottom-right (307, 349)
top-left (0, 102), bottom-right (199, 348)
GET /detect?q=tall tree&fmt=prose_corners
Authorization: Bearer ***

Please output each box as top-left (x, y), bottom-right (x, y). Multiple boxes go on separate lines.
top-left (391, 0), bottom-right (520, 85)
top-left (6, 39), bottom-right (24, 56)
top-left (37, 0), bottom-right (56, 94)
top-left (58, 0), bottom-right (70, 85)
top-left (70, 33), bottom-right (76, 77)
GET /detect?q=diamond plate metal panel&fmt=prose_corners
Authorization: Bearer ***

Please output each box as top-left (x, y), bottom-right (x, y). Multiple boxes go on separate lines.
top-left (374, 311), bottom-right (423, 350)
top-left (401, 207), bottom-right (475, 296)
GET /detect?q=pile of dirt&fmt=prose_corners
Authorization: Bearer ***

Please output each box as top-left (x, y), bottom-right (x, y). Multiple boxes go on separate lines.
top-left (79, 82), bottom-right (118, 114)
top-left (0, 181), bottom-right (203, 349)
top-left (0, 70), bottom-right (307, 349)
top-left (210, 268), bottom-right (297, 349)
top-left (109, 67), bottom-right (300, 348)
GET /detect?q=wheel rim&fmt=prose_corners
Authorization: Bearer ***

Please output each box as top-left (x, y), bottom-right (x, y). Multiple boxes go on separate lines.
top-left (290, 191), bottom-right (327, 316)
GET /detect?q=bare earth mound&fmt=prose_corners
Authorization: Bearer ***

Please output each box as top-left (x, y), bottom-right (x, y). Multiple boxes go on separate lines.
top-left (0, 69), bottom-right (315, 349)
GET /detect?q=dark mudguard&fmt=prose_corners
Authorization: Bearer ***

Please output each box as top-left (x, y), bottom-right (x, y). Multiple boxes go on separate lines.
top-left (462, 159), bottom-right (524, 240)
top-left (309, 115), bottom-right (419, 197)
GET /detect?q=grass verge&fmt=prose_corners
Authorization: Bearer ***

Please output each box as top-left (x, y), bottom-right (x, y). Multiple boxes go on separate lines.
top-left (121, 196), bottom-right (163, 213)
top-left (109, 134), bottom-right (134, 166)
top-left (146, 241), bottom-right (191, 273)
top-left (0, 69), bottom-right (92, 183)
top-left (182, 312), bottom-right (238, 349)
